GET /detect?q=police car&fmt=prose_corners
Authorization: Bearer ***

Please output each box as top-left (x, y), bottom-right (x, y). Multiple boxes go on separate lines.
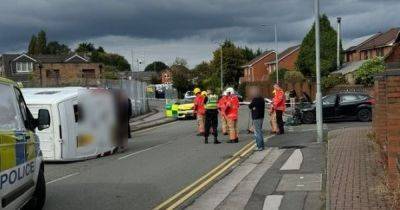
top-left (0, 77), bottom-right (50, 209)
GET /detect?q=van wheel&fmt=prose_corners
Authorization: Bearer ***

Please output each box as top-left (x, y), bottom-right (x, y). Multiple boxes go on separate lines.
top-left (26, 164), bottom-right (46, 210)
top-left (302, 111), bottom-right (315, 124)
top-left (357, 109), bottom-right (371, 122)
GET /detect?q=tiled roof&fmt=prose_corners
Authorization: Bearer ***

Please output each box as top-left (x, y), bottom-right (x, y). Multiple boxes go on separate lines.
top-left (331, 60), bottom-right (368, 75)
top-left (278, 45), bottom-right (300, 60)
top-left (244, 50), bottom-right (274, 67)
top-left (354, 28), bottom-right (400, 51)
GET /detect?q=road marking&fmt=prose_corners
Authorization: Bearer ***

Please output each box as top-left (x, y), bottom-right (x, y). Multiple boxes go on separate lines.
top-left (153, 140), bottom-right (258, 210)
top-left (46, 172), bottom-right (80, 185)
top-left (263, 195), bottom-right (283, 210)
top-left (280, 149), bottom-right (303, 170)
top-left (132, 120), bottom-right (179, 135)
top-left (118, 142), bottom-right (171, 160)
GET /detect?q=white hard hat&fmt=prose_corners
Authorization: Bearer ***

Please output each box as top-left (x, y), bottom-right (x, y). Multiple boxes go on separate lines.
top-left (225, 87), bottom-right (235, 94)
top-left (222, 91), bottom-right (227, 96)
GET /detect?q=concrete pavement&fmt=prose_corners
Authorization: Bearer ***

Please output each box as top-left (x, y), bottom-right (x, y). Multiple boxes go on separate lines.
top-left (42, 107), bottom-right (255, 210)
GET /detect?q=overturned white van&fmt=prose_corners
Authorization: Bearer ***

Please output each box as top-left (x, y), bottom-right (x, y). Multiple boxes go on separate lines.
top-left (22, 87), bottom-right (118, 161)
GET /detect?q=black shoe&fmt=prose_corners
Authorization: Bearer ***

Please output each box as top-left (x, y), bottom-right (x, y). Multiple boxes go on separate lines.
top-left (223, 133), bottom-right (228, 136)
top-left (227, 140), bottom-right (234, 143)
top-left (233, 138), bottom-right (239, 143)
top-left (205, 139), bottom-right (208, 144)
top-left (214, 140), bottom-right (221, 144)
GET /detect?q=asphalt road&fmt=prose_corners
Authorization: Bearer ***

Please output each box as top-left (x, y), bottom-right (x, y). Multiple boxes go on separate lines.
top-left (43, 107), bottom-right (254, 210)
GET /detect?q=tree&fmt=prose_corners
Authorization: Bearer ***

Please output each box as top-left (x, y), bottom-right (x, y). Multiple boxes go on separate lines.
top-left (296, 14), bottom-right (343, 77)
top-left (28, 35), bottom-right (37, 54)
top-left (144, 61), bottom-right (169, 73)
top-left (46, 41), bottom-right (71, 55)
top-left (173, 57), bottom-right (188, 67)
top-left (284, 71), bottom-right (305, 87)
top-left (35, 30), bottom-right (47, 54)
top-left (171, 64), bottom-right (192, 98)
top-left (240, 46), bottom-right (257, 62)
top-left (75, 42), bottom-right (96, 53)
top-left (355, 58), bottom-right (385, 86)
top-left (210, 40), bottom-right (246, 90)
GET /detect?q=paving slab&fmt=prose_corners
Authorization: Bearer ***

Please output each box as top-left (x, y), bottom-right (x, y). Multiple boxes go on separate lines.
top-left (276, 174), bottom-right (322, 192)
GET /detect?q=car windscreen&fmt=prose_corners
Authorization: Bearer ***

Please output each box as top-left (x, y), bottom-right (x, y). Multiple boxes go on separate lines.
top-left (0, 84), bottom-right (24, 131)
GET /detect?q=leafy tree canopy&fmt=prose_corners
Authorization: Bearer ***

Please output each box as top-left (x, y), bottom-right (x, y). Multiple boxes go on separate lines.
top-left (355, 58), bottom-right (385, 86)
top-left (173, 57), bottom-right (188, 67)
top-left (171, 64), bottom-right (193, 98)
top-left (321, 74), bottom-right (347, 92)
top-left (210, 40), bottom-right (246, 90)
top-left (75, 42), bottom-right (96, 53)
top-left (284, 71), bottom-right (305, 85)
top-left (296, 14), bottom-right (343, 77)
top-left (269, 68), bottom-right (288, 84)
top-left (144, 61), bottom-right (169, 73)
top-left (46, 41), bottom-right (71, 55)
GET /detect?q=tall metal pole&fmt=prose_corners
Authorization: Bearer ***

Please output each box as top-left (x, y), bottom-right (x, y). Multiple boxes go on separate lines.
top-left (220, 46), bottom-right (223, 93)
top-left (274, 24), bottom-right (279, 84)
top-left (315, 0), bottom-right (323, 143)
top-left (337, 17), bottom-right (342, 70)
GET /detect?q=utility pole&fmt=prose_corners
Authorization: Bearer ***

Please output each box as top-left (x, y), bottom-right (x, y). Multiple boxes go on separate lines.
top-left (337, 17), bottom-right (342, 70)
top-left (274, 24), bottom-right (279, 84)
top-left (315, 0), bottom-right (323, 143)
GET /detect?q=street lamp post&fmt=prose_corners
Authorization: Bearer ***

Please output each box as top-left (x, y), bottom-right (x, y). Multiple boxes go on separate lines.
top-left (314, 0), bottom-right (323, 143)
top-left (220, 46), bottom-right (223, 92)
top-left (261, 24), bottom-right (279, 84)
top-left (215, 42), bottom-right (224, 93)
top-left (337, 17), bottom-right (342, 70)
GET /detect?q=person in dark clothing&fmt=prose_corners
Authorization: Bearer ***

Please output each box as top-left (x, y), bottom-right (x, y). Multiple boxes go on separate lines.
top-left (204, 90), bottom-right (221, 144)
top-left (248, 87), bottom-right (265, 151)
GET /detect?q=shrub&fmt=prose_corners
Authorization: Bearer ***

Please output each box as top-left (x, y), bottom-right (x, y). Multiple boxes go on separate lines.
top-left (355, 58), bottom-right (385, 86)
top-left (321, 74), bottom-right (347, 92)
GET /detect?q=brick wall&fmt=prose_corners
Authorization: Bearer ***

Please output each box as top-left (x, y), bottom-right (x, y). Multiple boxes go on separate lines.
top-left (373, 69), bottom-right (400, 187)
top-left (243, 52), bottom-right (275, 82)
top-left (32, 62), bottom-right (101, 86)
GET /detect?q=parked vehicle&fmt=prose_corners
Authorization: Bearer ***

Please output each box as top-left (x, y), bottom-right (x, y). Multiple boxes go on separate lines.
top-left (300, 92), bottom-right (375, 124)
top-left (184, 91), bottom-right (195, 99)
top-left (22, 87), bottom-right (117, 161)
top-left (0, 77), bottom-right (50, 209)
top-left (176, 99), bottom-right (195, 119)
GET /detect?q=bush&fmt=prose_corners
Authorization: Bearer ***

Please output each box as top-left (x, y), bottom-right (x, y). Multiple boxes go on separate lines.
top-left (268, 68), bottom-right (288, 84)
top-left (321, 74), bottom-right (347, 92)
top-left (355, 58), bottom-right (385, 86)
top-left (284, 71), bottom-right (305, 86)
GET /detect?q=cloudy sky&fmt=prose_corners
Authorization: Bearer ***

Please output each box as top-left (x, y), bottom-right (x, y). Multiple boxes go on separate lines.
top-left (1, 0), bottom-right (399, 69)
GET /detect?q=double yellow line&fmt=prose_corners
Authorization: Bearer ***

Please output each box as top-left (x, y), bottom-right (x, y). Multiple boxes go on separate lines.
top-left (154, 141), bottom-right (256, 210)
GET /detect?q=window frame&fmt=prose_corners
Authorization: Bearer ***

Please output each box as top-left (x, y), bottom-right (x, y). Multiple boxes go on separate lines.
top-left (15, 62), bottom-right (33, 73)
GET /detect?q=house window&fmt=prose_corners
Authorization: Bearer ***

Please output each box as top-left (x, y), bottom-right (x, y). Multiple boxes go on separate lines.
top-left (376, 48), bottom-right (384, 57)
top-left (16, 62), bottom-right (33, 73)
top-left (363, 51), bottom-right (369, 60)
top-left (82, 69), bottom-right (96, 78)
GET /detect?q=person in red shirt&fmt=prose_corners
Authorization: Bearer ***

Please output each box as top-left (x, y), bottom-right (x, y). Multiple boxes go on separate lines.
top-left (225, 87), bottom-right (239, 143)
top-left (217, 91), bottom-right (228, 135)
top-left (272, 84), bottom-right (286, 134)
top-left (193, 88), bottom-right (205, 135)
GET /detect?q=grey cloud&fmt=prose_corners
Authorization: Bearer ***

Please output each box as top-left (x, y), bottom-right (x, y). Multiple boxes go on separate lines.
top-left (0, 0), bottom-right (399, 65)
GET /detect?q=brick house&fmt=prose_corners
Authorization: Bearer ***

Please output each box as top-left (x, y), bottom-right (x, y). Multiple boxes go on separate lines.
top-left (0, 53), bottom-right (102, 86)
top-left (241, 50), bottom-right (275, 82)
top-left (265, 45), bottom-right (300, 72)
top-left (161, 69), bottom-right (172, 84)
top-left (344, 28), bottom-right (400, 63)
top-left (334, 27), bottom-right (400, 84)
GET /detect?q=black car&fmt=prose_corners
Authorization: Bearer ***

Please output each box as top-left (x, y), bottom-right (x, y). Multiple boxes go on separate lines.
top-left (300, 92), bottom-right (375, 124)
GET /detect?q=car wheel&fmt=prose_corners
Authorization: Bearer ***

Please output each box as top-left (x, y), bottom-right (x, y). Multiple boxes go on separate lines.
top-left (357, 109), bottom-right (371, 122)
top-left (302, 111), bottom-right (315, 124)
top-left (24, 164), bottom-right (46, 210)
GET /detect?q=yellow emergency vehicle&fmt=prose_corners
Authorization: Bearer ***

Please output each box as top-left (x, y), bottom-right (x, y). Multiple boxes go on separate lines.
top-left (0, 77), bottom-right (50, 209)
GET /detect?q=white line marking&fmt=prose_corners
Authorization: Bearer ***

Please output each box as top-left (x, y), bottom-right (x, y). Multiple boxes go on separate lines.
top-left (263, 195), bottom-right (283, 210)
top-left (46, 172), bottom-right (80, 185)
top-left (280, 149), bottom-right (303, 170)
top-left (118, 142), bottom-right (170, 160)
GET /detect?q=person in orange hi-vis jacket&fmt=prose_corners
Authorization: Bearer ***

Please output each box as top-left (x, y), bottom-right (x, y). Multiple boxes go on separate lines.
top-left (225, 87), bottom-right (240, 143)
top-left (218, 91), bottom-right (228, 135)
top-left (193, 88), bottom-right (206, 135)
top-left (272, 84), bottom-right (286, 135)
